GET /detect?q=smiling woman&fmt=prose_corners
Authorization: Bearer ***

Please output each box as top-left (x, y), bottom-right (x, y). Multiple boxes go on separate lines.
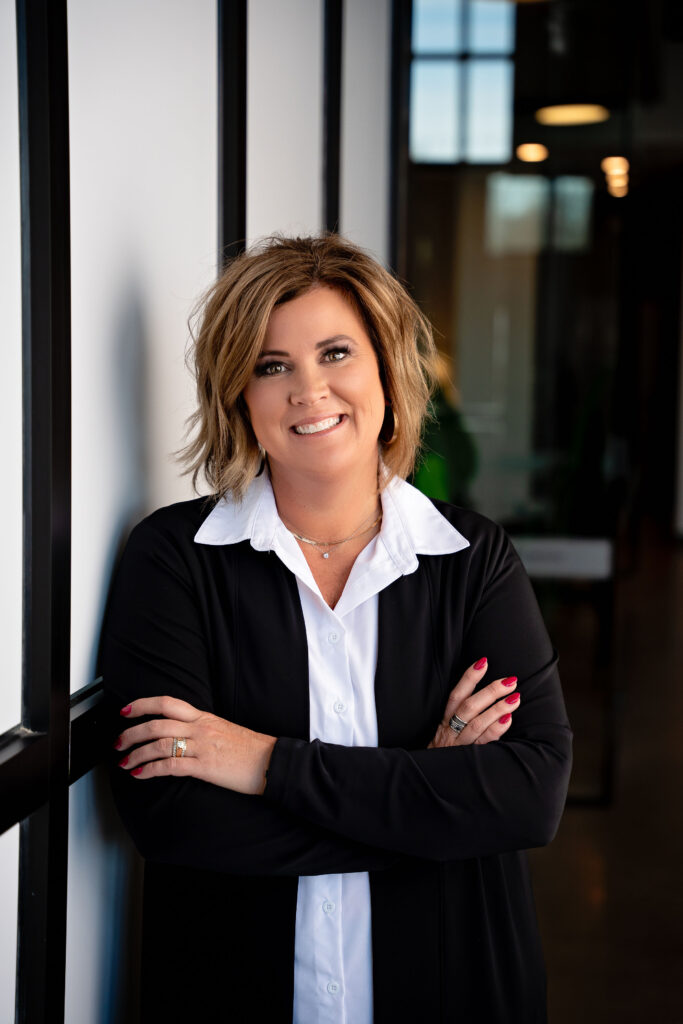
top-left (101, 234), bottom-right (572, 1023)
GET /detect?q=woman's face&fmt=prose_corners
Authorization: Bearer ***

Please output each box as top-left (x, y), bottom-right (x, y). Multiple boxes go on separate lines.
top-left (242, 285), bottom-right (386, 485)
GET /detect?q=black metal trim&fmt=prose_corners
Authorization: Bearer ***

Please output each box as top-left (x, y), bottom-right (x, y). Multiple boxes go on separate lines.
top-left (323, 0), bottom-right (343, 233)
top-left (389, 0), bottom-right (413, 275)
top-left (69, 679), bottom-right (107, 784)
top-left (0, 730), bottom-right (49, 835)
top-left (15, 0), bottom-right (71, 1019)
top-left (217, 0), bottom-right (247, 265)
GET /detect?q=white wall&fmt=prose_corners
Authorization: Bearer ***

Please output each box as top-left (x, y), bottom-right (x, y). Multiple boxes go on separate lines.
top-left (66, 1), bottom-right (217, 1020)
top-left (246, 0), bottom-right (324, 242)
top-left (0, 825), bottom-right (18, 1022)
top-left (0, 0), bottom-right (23, 736)
top-left (340, 0), bottom-right (392, 264)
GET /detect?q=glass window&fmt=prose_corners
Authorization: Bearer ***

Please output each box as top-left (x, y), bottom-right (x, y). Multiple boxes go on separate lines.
top-left (465, 59), bottom-right (514, 163)
top-left (410, 60), bottom-right (461, 162)
top-left (412, 0), bottom-right (463, 53)
top-left (0, 0), bottom-right (23, 736)
top-left (468, 0), bottom-right (515, 54)
top-left (485, 172), bottom-right (551, 255)
top-left (552, 176), bottom-right (594, 252)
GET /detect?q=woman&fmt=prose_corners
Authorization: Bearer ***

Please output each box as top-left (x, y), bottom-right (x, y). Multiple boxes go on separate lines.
top-left (102, 234), bottom-right (572, 1023)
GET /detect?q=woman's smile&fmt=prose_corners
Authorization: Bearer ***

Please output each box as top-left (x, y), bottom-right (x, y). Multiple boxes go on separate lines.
top-left (242, 285), bottom-right (386, 479)
top-left (291, 413), bottom-right (345, 435)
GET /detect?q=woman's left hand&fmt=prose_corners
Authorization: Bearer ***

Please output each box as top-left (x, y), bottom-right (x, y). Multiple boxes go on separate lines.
top-left (114, 696), bottom-right (277, 796)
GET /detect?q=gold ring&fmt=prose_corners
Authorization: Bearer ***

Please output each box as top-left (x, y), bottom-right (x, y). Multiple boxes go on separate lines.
top-left (172, 737), bottom-right (187, 758)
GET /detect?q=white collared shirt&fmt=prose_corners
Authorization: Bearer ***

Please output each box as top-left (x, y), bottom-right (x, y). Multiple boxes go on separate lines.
top-left (195, 470), bottom-right (469, 1023)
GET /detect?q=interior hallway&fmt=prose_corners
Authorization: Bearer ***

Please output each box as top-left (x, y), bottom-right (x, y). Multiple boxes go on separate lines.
top-left (528, 529), bottom-right (683, 1023)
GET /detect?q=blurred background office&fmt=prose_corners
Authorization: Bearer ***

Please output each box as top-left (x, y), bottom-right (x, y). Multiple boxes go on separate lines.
top-left (1, 1), bottom-right (682, 1021)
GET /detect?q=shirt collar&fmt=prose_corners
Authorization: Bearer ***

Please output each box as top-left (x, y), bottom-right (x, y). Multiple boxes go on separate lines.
top-left (193, 468), bottom-right (470, 573)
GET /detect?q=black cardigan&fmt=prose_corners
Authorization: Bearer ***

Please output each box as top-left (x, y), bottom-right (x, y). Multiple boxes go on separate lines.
top-left (101, 495), bottom-right (572, 1024)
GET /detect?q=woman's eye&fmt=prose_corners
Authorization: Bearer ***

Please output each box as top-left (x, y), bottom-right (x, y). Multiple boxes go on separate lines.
top-left (256, 361), bottom-right (286, 377)
top-left (323, 346), bottom-right (350, 363)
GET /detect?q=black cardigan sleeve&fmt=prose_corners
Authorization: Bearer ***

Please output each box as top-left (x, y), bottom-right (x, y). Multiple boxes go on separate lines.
top-left (101, 515), bottom-right (400, 877)
top-left (263, 523), bottom-right (573, 861)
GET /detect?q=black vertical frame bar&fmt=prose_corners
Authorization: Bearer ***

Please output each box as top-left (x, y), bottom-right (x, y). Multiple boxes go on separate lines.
top-left (389, 0), bottom-right (413, 275)
top-left (15, 0), bottom-right (71, 1020)
top-left (218, 0), bottom-right (247, 265)
top-left (323, 0), bottom-right (343, 233)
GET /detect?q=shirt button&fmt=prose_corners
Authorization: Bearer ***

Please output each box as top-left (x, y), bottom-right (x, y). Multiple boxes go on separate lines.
top-left (333, 701), bottom-right (347, 714)
top-left (327, 632), bottom-right (339, 644)
top-left (322, 900), bottom-right (335, 914)
top-left (327, 981), bottom-right (340, 995)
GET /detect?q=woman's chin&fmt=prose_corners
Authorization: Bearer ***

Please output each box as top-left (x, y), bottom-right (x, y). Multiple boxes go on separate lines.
top-left (272, 443), bottom-right (379, 484)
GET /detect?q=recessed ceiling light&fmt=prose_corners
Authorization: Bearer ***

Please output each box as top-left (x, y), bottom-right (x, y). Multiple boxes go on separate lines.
top-left (601, 156), bottom-right (629, 175)
top-left (516, 143), bottom-right (549, 162)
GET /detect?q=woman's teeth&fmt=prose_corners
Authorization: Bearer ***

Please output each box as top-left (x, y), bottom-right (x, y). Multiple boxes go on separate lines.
top-left (293, 416), bottom-right (342, 435)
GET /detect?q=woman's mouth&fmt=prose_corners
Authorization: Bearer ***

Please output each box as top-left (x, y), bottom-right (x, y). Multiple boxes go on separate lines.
top-left (292, 415), bottom-right (344, 436)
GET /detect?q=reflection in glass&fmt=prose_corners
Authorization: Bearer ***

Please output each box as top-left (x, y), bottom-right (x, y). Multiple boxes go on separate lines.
top-left (465, 59), bottom-right (514, 163)
top-left (485, 173), bottom-right (550, 255)
top-left (0, 0), bottom-right (23, 736)
top-left (469, 0), bottom-right (515, 54)
top-left (410, 60), bottom-right (460, 162)
top-left (552, 176), bottom-right (594, 252)
top-left (412, 0), bottom-right (462, 54)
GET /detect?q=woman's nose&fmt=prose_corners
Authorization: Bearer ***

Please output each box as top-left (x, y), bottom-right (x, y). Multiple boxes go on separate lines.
top-left (289, 365), bottom-right (329, 405)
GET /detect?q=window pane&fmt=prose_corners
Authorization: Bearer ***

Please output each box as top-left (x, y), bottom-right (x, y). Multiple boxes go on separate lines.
top-left (0, 825), bottom-right (19, 1021)
top-left (552, 176), bottom-right (594, 252)
top-left (412, 0), bottom-right (462, 53)
top-left (410, 60), bottom-right (460, 162)
top-left (469, 0), bottom-right (516, 54)
top-left (465, 58), bottom-right (514, 163)
top-left (485, 172), bottom-right (551, 255)
top-left (0, 0), bottom-right (23, 735)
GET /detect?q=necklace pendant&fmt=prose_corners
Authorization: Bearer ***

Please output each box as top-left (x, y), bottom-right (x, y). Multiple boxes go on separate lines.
top-left (323, 551), bottom-right (330, 559)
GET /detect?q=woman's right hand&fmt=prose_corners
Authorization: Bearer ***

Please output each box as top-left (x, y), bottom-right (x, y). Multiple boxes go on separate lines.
top-left (427, 658), bottom-right (520, 748)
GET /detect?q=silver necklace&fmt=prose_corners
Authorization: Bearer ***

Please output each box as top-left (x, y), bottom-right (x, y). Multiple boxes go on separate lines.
top-left (282, 509), bottom-right (383, 559)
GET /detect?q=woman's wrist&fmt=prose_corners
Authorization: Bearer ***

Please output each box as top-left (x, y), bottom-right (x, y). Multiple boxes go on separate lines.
top-left (255, 734), bottom-right (278, 795)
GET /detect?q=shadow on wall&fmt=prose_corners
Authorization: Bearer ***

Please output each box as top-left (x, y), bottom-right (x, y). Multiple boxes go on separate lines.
top-left (66, 767), bottom-right (143, 1024)
top-left (83, 276), bottom-right (152, 693)
top-left (69, 277), bottom-right (157, 1024)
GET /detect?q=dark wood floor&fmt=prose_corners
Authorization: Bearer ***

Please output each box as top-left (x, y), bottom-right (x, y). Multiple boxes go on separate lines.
top-left (528, 531), bottom-right (683, 1023)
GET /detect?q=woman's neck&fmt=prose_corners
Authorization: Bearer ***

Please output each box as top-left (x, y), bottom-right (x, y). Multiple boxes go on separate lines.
top-left (268, 459), bottom-right (381, 545)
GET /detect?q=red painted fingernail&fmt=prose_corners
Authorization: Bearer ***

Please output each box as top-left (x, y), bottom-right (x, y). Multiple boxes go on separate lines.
top-left (118, 756), bottom-right (129, 767)
top-left (113, 737), bottom-right (122, 749)
top-left (120, 705), bottom-right (132, 716)
top-left (473, 657), bottom-right (487, 670)
top-left (131, 766), bottom-right (143, 776)
top-left (505, 693), bottom-right (520, 704)
top-left (502, 676), bottom-right (517, 687)
top-left (499, 713), bottom-right (512, 724)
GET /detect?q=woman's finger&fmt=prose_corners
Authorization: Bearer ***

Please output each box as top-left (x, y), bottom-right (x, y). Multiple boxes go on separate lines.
top-left (120, 695), bottom-right (202, 722)
top-left (473, 710), bottom-right (514, 746)
top-left (115, 716), bottom-right (196, 752)
top-left (126, 755), bottom-right (197, 780)
top-left (443, 675), bottom-right (518, 729)
top-left (118, 736), bottom-right (194, 770)
top-left (458, 693), bottom-right (520, 745)
top-left (441, 657), bottom-right (489, 721)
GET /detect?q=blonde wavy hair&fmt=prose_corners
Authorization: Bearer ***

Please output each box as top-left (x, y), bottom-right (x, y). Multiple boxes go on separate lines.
top-left (180, 234), bottom-right (439, 500)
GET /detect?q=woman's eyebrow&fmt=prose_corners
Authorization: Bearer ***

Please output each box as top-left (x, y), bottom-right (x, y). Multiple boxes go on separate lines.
top-left (257, 334), bottom-right (354, 358)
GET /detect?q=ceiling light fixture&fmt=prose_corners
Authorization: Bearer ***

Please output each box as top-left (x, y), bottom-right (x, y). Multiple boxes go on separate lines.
top-left (516, 143), bottom-right (549, 162)
top-left (535, 104), bottom-right (610, 126)
top-left (601, 156), bottom-right (629, 175)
